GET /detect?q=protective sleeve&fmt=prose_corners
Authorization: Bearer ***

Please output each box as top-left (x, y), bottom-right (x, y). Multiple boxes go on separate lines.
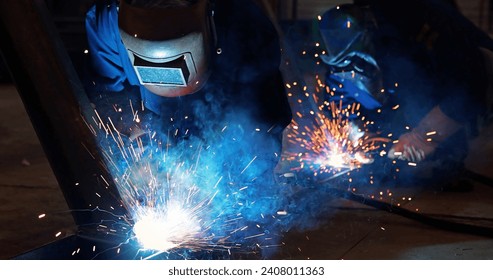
top-left (369, 0), bottom-right (490, 124)
top-left (438, 70), bottom-right (487, 125)
top-left (85, 1), bottom-right (129, 93)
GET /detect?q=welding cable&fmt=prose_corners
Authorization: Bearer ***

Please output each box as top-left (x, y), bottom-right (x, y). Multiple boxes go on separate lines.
top-left (321, 187), bottom-right (493, 238)
top-left (463, 168), bottom-right (493, 188)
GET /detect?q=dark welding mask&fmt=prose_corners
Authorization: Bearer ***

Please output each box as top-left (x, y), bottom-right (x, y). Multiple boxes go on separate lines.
top-left (118, 0), bottom-right (214, 97)
top-left (319, 4), bottom-right (385, 109)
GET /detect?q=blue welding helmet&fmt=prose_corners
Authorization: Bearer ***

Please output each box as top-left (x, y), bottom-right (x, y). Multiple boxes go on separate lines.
top-left (319, 4), bottom-right (385, 109)
top-left (118, 0), bottom-right (215, 97)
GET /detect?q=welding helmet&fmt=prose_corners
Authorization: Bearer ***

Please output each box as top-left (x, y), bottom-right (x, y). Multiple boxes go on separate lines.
top-left (118, 0), bottom-right (214, 97)
top-left (319, 4), bottom-right (385, 109)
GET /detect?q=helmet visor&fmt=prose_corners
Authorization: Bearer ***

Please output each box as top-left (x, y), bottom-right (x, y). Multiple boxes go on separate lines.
top-left (323, 51), bottom-right (384, 109)
top-left (119, 0), bottom-right (212, 97)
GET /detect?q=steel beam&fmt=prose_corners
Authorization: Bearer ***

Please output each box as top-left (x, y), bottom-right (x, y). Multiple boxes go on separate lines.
top-left (0, 0), bottom-right (129, 250)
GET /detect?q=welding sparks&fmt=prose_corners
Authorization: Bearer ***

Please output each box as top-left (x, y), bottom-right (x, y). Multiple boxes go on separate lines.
top-left (104, 139), bottom-right (221, 252)
top-left (132, 203), bottom-right (201, 251)
top-left (283, 99), bottom-right (389, 178)
top-left (86, 98), bottom-right (285, 258)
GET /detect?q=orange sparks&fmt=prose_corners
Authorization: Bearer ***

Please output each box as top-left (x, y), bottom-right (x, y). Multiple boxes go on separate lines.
top-left (283, 100), bottom-right (389, 175)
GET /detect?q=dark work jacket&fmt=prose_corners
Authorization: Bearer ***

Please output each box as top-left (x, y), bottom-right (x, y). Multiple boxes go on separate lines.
top-left (354, 0), bottom-right (492, 134)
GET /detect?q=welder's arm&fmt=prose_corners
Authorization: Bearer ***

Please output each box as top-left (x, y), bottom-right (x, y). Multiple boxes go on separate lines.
top-left (85, 2), bottom-right (128, 93)
top-left (388, 106), bottom-right (462, 162)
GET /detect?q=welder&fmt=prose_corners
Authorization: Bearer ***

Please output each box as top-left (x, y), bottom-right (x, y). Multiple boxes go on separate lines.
top-left (84, 0), bottom-right (292, 147)
top-left (318, 0), bottom-right (493, 187)
top-left (83, 0), bottom-right (292, 253)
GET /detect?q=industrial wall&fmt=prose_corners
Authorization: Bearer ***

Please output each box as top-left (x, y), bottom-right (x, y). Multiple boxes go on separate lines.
top-left (277, 0), bottom-right (492, 34)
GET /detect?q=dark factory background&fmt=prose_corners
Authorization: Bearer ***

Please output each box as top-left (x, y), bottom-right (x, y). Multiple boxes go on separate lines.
top-left (1, 0), bottom-right (493, 260)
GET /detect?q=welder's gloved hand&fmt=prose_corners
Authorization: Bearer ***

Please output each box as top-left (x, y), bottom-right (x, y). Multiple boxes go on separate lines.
top-left (388, 106), bottom-right (462, 163)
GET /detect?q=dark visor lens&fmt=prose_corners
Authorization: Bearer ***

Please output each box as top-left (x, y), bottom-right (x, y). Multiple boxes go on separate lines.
top-left (134, 55), bottom-right (190, 86)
